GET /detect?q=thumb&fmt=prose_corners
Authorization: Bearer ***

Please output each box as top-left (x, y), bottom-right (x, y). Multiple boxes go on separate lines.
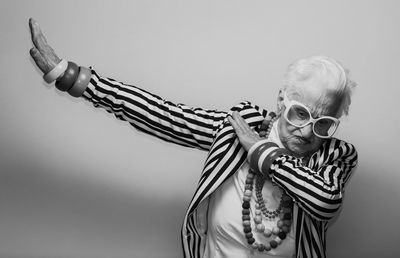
top-left (28, 18), bottom-right (61, 74)
top-left (30, 47), bottom-right (48, 73)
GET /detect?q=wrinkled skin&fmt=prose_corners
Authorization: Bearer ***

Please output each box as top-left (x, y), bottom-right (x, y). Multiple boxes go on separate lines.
top-left (29, 18), bottom-right (60, 74)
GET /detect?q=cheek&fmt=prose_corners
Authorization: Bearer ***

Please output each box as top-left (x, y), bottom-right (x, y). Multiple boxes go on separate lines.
top-left (279, 122), bottom-right (300, 139)
top-left (278, 118), bottom-right (295, 136)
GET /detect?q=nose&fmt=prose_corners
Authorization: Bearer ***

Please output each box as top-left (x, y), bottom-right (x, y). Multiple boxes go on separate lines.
top-left (299, 123), bottom-right (314, 139)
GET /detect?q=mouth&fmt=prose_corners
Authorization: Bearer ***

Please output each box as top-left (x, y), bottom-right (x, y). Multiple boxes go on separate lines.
top-left (294, 136), bottom-right (311, 145)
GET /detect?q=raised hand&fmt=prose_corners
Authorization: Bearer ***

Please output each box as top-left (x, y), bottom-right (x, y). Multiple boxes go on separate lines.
top-left (29, 18), bottom-right (61, 74)
top-left (228, 111), bottom-right (262, 151)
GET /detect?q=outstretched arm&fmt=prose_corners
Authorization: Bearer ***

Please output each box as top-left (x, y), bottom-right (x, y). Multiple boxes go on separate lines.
top-left (82, 70), bottom-right (227, 150)
top-left (29, 18), bottom-right (228, 151)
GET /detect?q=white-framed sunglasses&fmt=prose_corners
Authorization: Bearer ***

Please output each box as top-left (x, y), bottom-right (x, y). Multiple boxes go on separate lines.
top-left (282, 92), bottom-right (340, 138)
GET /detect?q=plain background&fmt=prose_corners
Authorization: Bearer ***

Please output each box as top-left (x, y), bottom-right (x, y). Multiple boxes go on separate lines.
top-left (1, 0), bottom-right (399, 257)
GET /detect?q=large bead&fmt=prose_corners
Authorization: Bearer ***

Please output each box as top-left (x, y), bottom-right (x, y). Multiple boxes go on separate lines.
top-left (283, 213), bottom-right (292, 220)
top-left (256, 224), bottom-right (265, 232)
top-left (272, 227), bottom-right (280, 235)
top-left (242, 209), bottom-right (250, 215)
top-left (264, 243), bottom-right (272, 251)
top-left (274, 237), bottom-right (282, 245)
top-left (282, 207), bottom-right (292, 213)
top-left (283, 220), bottom-right (291, 226)
top-left (243, 196), bottom-right (251, 202)
top-left (243, 220), bottom-right (251, 226)
top-left (244, 184), bottom-right (253, 190)
top-left (242, 202), bottom-right (250, 209)
top-left (254, 216), bottom-right (262, 224)
top-left (258, 244), bottom-right (265, 252)
top-left (242, 215), bottom-right (251, 221)
top-left (244, 190), bottom-right (252, 197)
top-left (243, 226), bottom-right (252, 233)
top-left (247, 237), bottom-right (255, 244)
top-left (245, 232), bottom-right (253, 239)
top-left (270, 240), bottom-right (278, 249)
top-left (278, 231), bottom-right (287, 240)
top-left (259, 131), bottom-right (267, 137)
top-left (264, 229), bottom-right (272, 237)
top-left (281, 225), bottom-right (290, 233)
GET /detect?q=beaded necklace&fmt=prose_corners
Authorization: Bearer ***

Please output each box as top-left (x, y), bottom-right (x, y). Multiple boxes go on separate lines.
top-left (241, 113), bottom-right (294, 253)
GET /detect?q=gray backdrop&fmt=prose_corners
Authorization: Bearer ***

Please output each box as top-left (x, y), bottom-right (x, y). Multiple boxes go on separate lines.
top-left (1, 0), bottom-right (399, 257)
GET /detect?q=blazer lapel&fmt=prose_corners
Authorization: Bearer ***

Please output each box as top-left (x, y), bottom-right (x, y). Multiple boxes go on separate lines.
top-left (186, 104), bottom-right (267, 217)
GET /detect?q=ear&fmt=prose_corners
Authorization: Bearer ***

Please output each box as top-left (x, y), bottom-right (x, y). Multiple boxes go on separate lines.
top-left (276, 89), bottom-right (284, 115)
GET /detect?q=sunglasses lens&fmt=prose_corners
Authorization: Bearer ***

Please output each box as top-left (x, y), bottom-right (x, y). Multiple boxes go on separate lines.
top-left (314, 119), bottom-right (337, 137)
top-left (287, 105), bottom-right (311, 126)
top-left (287, 104), bottom-right (338, 137)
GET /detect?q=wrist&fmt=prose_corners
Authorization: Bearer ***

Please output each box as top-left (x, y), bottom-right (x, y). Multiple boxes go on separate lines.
top-left (248, 141), bottom-right (279, 175)
top-left (53, 61), bottom-right (91, 97)
top-left (43, 59), bottom-right (68, 83)
top-left (247, 139), bottom-right (269, 161)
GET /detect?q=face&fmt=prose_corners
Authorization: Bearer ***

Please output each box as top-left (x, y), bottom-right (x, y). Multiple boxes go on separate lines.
top-left (277, 76), bottom-right (342, 157)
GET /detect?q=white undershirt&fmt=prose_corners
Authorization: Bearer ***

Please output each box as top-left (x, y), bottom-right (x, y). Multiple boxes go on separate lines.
top-left (203, 120), bottom-right (296, 258)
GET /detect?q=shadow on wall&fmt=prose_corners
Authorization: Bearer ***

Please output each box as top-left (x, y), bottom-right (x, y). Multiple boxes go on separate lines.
top-left (327, 162), bottom-right (399, 258)
top-left (0, 153), bottom-right (188, 258)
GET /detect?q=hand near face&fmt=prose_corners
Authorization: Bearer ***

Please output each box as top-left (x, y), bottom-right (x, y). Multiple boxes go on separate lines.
top-left (228, 111), bottom-right (262, 152)
top-left (29, 18), bottom-right (61, 74)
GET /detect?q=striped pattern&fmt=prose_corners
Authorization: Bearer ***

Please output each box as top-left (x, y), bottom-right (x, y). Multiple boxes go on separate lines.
top-left (82, 69), bottom-right (358, 258)
top-left (271, 139), bottom-right (358, 221)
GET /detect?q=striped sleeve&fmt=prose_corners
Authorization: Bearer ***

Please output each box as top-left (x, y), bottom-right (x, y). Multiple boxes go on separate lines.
top-left (81, 68), bottom-right (228, 151)
top-left (269, 139), bottom-right (358, 221)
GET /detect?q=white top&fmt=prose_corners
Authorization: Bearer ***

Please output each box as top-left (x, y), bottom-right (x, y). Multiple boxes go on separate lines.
top-left (203, 120), bottom-right (296, 258)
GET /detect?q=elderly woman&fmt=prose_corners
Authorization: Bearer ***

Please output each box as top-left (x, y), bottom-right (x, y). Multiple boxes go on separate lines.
top-left (29, 18), bottom-right (357, 258)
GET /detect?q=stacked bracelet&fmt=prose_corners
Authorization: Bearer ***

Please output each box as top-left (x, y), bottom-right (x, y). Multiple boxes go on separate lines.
top-left (53, 61), bottom-right (91, 97)
top-left (55, 61), bottom-right (79, 91)
top-left (248, 141), bottom-right (289, 178)
top-left (247, 139), bottom-right (269, 160)
top-left (43, 59), bottom-right (68, 83)
top-left (68, 66), bottom-right (91, 97)
top-left (249, 142), bottom-right (277, 172)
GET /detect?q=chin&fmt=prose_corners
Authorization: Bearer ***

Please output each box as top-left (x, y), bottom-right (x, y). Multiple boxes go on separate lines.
top-left (286, 142), bottom-right (313, 157)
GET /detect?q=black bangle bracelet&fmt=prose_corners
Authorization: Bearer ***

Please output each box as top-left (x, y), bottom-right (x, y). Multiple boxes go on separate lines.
top-left (68, 66), bottom-right (91, 97)
top-left (55, 61), bottom-right (79, 91)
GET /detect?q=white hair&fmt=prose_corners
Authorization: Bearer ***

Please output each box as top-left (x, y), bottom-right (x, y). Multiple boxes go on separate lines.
top-left (283, 55), bottom-right (357, 117)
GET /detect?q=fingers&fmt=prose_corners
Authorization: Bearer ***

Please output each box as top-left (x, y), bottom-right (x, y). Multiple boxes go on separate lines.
top-left (228, 111), bottom-right (261, 151)
top-left (231, 111), bottom-right (253, 134)
top-left (29, 47), bottom-right (42, 63)
top-left (29, 18), bottom-right (61, 74)
top-left (30, 47), bottom-right (47, 73)
top-left (228, 115), bottom-right (241, 134)
top-left (29, 18), bottom-right (47, 53)
top-left (228, 111), bottom-right (259, 139)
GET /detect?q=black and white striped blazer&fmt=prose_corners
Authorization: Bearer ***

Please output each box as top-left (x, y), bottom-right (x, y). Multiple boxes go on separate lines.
top-left (82, 69), bottom-right (358, 258)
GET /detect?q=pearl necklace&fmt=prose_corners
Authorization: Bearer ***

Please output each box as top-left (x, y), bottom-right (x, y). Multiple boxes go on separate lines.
top-left (241, 113), bottom-right (294, 252)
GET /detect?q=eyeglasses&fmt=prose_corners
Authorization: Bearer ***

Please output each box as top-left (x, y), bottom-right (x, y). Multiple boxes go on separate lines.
top-left (282, 92), bottom-right (340, 138)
